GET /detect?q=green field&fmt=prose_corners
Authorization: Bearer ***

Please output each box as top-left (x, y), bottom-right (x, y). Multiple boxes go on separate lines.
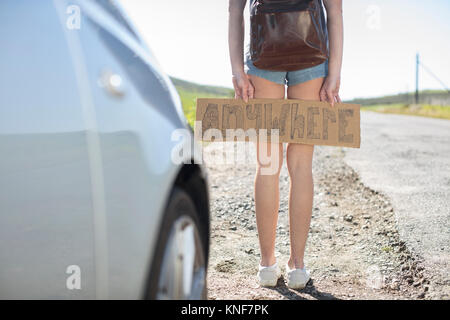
top-left (361, 104), bottom-right (450, 120)
top-left (345, 90), bottom-right (450, 106)
top-left (170, 77), bottom-right (233, 127)
top-left (346, 90), bottom-right (450, 120)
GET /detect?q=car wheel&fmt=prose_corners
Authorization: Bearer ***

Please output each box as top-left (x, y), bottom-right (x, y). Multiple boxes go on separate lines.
top-left (147, 187), bottom-right (207, 300)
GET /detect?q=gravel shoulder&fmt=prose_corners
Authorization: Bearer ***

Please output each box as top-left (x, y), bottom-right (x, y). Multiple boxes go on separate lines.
top-left (204, 143), bottom-right (431, 300)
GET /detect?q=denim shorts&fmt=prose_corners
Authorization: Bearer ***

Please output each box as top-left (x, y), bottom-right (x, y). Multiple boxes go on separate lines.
top-left (245, 55), bottom-right (328, 86)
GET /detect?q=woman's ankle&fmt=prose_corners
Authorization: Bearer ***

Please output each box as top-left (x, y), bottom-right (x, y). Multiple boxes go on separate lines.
top-left (287, 257), bottom-right (305, 269)
top-left (260, 255), bottom-right (277, 267)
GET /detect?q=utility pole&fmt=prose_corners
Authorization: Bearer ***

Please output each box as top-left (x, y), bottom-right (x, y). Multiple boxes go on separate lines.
top-left (415, 53), bottom-right (419, 104)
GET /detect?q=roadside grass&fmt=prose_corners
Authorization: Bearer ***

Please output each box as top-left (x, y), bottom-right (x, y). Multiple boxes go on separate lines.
top-left (362, 104), bottom-right (450, 120)
top-left (173, 77), bottom-right (450, 123)
top-left (177, 89), bottom-right (227, 127)
top-left (347, 89), bottom-right (450, 106)
top-left (173, 84), bottom-right (234, 128)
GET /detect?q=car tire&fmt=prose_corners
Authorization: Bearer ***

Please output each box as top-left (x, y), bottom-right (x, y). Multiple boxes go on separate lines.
top-left (146, 187), bottom-right (207, 300)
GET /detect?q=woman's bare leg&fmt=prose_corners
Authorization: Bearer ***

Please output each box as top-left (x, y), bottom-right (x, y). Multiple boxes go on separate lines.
top-left (286, 77), bottom-right (324, 269)
top-left (249, 74), bottom-right (285, 267)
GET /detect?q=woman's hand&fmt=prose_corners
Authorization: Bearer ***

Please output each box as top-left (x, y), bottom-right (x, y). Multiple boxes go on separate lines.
top-left (232, 71), bottom-right (255, 103)
top-left (320, 74), bottom-right (341, 107)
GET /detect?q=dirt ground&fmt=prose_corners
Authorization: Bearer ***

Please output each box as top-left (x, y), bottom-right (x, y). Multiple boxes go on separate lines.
top-left (203, 143), bottom-right (432, 300)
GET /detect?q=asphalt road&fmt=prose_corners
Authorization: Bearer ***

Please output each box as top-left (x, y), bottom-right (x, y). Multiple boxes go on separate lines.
top-left (344, 111), bottom-right (450, 295)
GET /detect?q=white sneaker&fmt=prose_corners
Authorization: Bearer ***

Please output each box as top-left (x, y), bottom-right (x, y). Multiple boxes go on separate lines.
top-left (285, 264), bottom-right (311, 289)
top-left (257, 262), bottom-right (282, 287)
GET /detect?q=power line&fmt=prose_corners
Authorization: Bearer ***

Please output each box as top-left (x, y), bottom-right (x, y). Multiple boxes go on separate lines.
top-left (414, 53), bottom-right (450, 104)
top-left (419, 61), bottom-right (450, 94)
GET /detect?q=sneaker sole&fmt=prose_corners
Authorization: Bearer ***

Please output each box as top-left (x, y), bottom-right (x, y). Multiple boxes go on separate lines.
top-left (287, 277), bottom-right (310, 289)
top-left (259, 278), bottom-right (279, 287)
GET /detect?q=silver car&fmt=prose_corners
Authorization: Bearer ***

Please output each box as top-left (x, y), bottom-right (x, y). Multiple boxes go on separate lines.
top-left (0, 0), bottom-right (209, 299)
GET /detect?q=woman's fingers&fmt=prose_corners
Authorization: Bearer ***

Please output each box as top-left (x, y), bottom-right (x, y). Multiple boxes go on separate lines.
top-left (327, 89), bottom-right (335, 107)
top-left (234, 85), bottom-right (244, 100)
top-left (247, 82), bottom-right (255, 100)
top-left (234, 87), bottom-right (241, 99)
top-left (241, 83), bottom-right (249, 102)
top-left (232, 77), bottom-right (240, 98)
top-left (319, 87), bottom-right (327, 102)
top-left (232, 75), bottom-right (254, 102)
top-left (320, 82), bottom-right (334, 106)
top-left (320, 76), bottom-right (342, 107)
top-left (247, 75), bottom-right (255, 100)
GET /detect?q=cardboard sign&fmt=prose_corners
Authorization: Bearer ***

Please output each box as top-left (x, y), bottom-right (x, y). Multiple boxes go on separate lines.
top-left (195, 98), bottom-right (360, 148)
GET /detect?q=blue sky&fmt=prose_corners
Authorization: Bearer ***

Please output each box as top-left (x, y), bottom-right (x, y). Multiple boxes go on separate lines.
top-left (120, 0), bottom-right (450, 100)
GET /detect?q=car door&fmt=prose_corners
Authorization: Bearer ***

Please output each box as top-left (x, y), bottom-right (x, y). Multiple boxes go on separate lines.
top-left (67, 0), bottom-right (187, 298)
top-left (0, 1), bottom-right (96, 298)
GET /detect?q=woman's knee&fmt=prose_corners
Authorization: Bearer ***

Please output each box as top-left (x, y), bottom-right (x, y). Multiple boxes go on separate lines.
top-left (286, 143), bottom-right (314, 176)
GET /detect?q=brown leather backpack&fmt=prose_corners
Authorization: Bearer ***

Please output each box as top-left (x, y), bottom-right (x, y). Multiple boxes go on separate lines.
top-left (250, 0), bottom-right (329, 71)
